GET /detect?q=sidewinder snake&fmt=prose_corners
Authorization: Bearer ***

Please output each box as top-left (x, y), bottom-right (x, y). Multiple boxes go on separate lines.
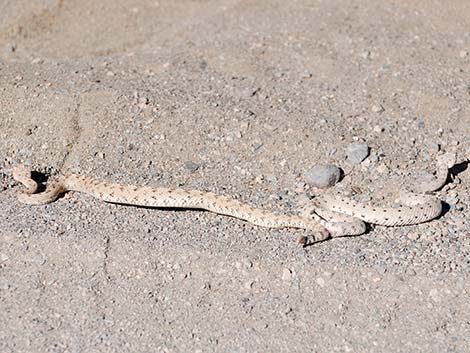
top-left (11, 151), bottom-right (458, 243)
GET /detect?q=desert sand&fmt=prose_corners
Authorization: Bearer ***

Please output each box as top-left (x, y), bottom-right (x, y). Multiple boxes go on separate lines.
top-left (1, 1), bottom-right (469, 352)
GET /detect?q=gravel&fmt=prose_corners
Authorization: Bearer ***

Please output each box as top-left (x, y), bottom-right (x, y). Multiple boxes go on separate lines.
top-left (184, 160), bottom-right (200, 173)
top-left (346, 143), bottom-right (370, 164)
top-left (371, 104), bottom-right (385, 113)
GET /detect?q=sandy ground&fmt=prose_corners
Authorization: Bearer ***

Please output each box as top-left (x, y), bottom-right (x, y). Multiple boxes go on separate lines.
top-left (1, 0), bottom-right (470, 352)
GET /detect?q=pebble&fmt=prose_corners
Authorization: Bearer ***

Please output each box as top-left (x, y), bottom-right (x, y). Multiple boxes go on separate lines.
top-left (368, 154), bottom-right (379, 163)
top-left (254, 175), bottom-right (264, 184)
top-left (32, 255), bottom-right (46, 265)
top-left (31, 58), bottom-right (43, 64)
top-left (242, 87), bottom-right (259, 98)
top-left (265, 174), bottom-right (278, 183)
top-left (346, 143), bottom-right (370, 164)
top-left (304, 164), bottom-right (341, 188)
top-left (315, 277), bottom-right (325, 288)
top-left (281, 268), bottom-right (293, 282)
top-left (6, 43), bottom-right (16, 52)
top-left (296, 193), bottom-right (311, 207)
top-left (184, 161), bottom-right (199, 173)
top-left (244, 281), bottom-right (254, 290)
top-left (407, 232), bottom-right (420, 241)
top-left (373, 125), bottom-right (384, 133)
top-left (374, 263), bottom-right (387, 275)
top-left (284, 307), bottom-right (293, 315)
top-left (371, 104), bottom-right (384, 113)
top-left (361, 50), bottom-right (371, 59)
top-left (294, 181), bottom-right (307, 193)
top-left (274, 71), bottom-right (285, 79)
top-left (0, 280), bottom-right (9, 290)
top-left (428, 143), bottom-right (440, 153)
top-left (459, 50), bottom-right (468, 58)
top-left (138, 97), bottom-right (149, 110)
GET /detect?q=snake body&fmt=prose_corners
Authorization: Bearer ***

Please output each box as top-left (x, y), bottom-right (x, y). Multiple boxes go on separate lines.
top-left (11, 151), bottom-right (457, 242)
top-left (12, 166), bottom-right (331, 241)
top-left (309, 151), bottom-right (457, 230)
top-left (313, 192), bottom-right (442, 226)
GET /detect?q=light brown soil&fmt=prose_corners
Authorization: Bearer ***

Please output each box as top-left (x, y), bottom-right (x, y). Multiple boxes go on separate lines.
top-left (1, 1), bottom-right (469, 352)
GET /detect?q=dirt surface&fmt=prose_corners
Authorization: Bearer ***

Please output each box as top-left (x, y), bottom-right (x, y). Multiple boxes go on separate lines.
top-left (1, 0), bottom-right (470, 352)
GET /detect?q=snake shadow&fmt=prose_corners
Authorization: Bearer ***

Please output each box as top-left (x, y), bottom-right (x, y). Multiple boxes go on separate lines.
top-left (30, 170), bottom-right (50, 193)
top-left (438, 159), bottom-right (468, 219)
top-left (449, 159), bottom-right (468, 178)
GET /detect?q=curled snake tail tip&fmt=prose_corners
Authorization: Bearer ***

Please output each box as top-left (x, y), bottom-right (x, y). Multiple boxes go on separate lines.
top-left (298, 236), bottom-right (309, 246)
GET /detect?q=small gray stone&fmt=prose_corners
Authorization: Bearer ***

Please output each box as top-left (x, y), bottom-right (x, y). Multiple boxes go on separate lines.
top-left (346, 143), bottom-right (370, 164)
top-left (368, 154), bottom-right (379, 163)
top-left (184, 161), bottom-right (199, 172)
top-left (428, 143), bottom-right (440, 153)
top-left (241, 87), bottom-right (259, 98)
top-left (304, 164), bottom-right (341, 188)
top-left (0, 279), bottom-right (9, 290)
top-left (199, 60), bottom-right (208, 70)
